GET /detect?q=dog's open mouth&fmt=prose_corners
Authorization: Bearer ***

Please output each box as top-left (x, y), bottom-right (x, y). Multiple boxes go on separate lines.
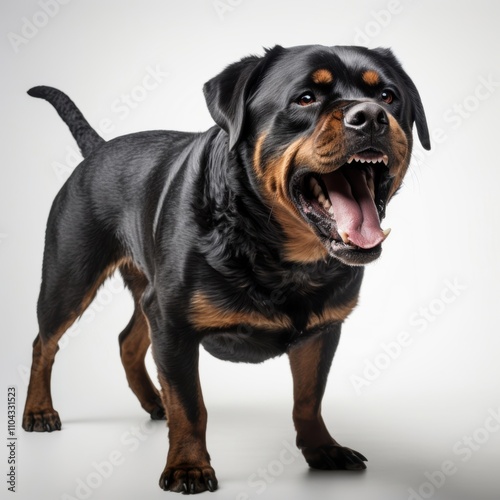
top-left (292, 148), bottom-right (394, 264)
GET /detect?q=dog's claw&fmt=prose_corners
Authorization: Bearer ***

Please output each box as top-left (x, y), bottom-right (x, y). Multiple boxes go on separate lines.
top-left (149, 398), bottom-right (166, 420)
top-left (22, 409), bottom-right (61, 433)
top-left (163, 477), bottom-right (170, 490)
top-left (207, 479), bottom-right (215, 492)
top-left (303, 443), bottom-right (368, 471)
top-left (160, 465), bottom-right (217, 493)
top-left (351, 449), bottom-right (368, 462)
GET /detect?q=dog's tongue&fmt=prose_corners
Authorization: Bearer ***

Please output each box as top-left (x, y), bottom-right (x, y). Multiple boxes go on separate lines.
top-left (323, 169), bottom-right (386, 249)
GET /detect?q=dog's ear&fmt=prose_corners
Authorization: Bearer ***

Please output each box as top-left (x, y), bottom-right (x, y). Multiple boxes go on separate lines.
top-left (373, 48), bottom-right (431, 151)
top-left (203, 45), bottom-right (285, 150)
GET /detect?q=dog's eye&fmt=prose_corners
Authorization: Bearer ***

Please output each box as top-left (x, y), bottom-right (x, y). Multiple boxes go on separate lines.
top-left (297, 93), bottom-right (316, 106)
top-left (381, 89), bottom-right (395, 104)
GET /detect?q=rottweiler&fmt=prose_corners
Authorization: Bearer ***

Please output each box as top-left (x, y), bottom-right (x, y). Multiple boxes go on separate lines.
top-left (22, 44), bottom-right (430, 494)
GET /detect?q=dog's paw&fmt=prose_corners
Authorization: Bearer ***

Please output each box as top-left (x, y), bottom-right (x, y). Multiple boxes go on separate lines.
top-left (159, 465), bottom-right (218, 494)
top-left (302, 444), bottom-right (367, 471)
top-left (22, 409), bottom-right (61, 432)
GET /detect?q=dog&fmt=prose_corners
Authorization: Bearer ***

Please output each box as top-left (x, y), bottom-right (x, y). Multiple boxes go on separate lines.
top-left (22, 44), bottom-right (430, 494)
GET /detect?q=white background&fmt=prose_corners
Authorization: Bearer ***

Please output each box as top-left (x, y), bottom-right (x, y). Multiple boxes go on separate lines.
top-left (1, 1), bottom-right (499, 499)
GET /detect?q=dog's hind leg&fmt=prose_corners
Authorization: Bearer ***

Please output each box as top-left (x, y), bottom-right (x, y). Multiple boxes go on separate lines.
top-left (118, 263), bottom-right (164, 420)
top-left (23, 194), bottom-right (123, 432)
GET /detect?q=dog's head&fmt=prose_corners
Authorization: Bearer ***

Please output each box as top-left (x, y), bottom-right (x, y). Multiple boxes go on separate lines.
top-left (203, 45), bottom-right (430, 266)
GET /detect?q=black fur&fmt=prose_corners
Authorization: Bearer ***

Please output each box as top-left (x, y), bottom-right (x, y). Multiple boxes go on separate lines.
top-left (23, 44), bottom-right (429, 494)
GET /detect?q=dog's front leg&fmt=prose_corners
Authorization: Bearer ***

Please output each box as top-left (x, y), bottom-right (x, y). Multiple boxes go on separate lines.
top-left (288, 325), bottom-right (367, 471)
top-left (147, 309), bottom-right (217, 494)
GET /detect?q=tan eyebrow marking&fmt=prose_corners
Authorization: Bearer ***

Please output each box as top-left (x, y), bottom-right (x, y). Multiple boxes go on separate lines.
top-left (312, 69), bottom-right (334, 85)
top-left (362, 70), bottom-right (380, 86)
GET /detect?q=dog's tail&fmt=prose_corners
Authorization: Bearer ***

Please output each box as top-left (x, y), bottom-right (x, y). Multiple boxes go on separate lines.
top-left (28, 86), bottom-right (104, 158)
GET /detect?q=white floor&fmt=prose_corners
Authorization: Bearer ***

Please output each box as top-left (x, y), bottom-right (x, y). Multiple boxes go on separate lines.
top-left (13, 395), bottom-right (500, 500)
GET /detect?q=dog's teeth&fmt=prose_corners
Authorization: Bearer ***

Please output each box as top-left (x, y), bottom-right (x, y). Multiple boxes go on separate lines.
top-left (382, 155), bottom-right (389, 166)
top-left (318, 193), bottom-right (326, 205)
top-left (347, 156), bottom-right (354, 164)
top-left (323, 199), bottom-right (332, 210)
top-left (313, 184), bottom-right (322, 197)
top-left (309, 177), bottom-right (319, 189)
top-left (328, 206), bottom-right (334, 215)
top-left (382, 228), bottom-right (391, 238)
top-left (339, 231), bottom-right (351, 244)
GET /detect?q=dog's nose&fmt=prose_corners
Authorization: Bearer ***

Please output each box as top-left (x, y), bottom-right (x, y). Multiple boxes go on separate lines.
top-left (344, 102), bottom-right (389, 136)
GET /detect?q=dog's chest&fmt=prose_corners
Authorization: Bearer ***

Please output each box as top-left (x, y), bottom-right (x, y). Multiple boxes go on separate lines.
top-left (191, 261), bottom-right (361, 334)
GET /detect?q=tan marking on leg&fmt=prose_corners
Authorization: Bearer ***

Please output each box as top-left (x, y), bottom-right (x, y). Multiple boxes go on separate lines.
top-left (289, 335), bottom-right (334, 448)
top-left (23, 256), bottom-right (137, 431)
top-left (157, 372), bottom-right (217, 492)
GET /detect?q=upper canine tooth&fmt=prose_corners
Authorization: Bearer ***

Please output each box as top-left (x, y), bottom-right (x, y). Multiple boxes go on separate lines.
top-left (318, 193), bottom-right (326, 204)
top-left (347, 156), bottom-right (354, 164)
top-left (313, 184), bottom-right (322, 197)
top-left (382, 155), bottom-right (389, 166)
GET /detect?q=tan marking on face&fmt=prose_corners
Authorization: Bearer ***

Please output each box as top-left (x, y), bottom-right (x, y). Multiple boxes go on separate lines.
top-left (312, 69), bottom-right (334, 85)
top-left (254, 136), bottom-right (328, 263)
top-left (253, 110), bottom-right (350, 263)
top-left (386, 114), bottom-right (411, 200)
top-left (306, 295), bottom-right (359, 330)
top-left (362, 70), bottom-right (380, 86)
top-left (190, 292), bottom-right (292, 330)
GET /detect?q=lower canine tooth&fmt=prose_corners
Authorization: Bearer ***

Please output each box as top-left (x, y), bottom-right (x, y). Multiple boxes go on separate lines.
top-left (339, 231), bottom-right (351, 244)
top-left (382, 228), bottom-right (391, 238)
